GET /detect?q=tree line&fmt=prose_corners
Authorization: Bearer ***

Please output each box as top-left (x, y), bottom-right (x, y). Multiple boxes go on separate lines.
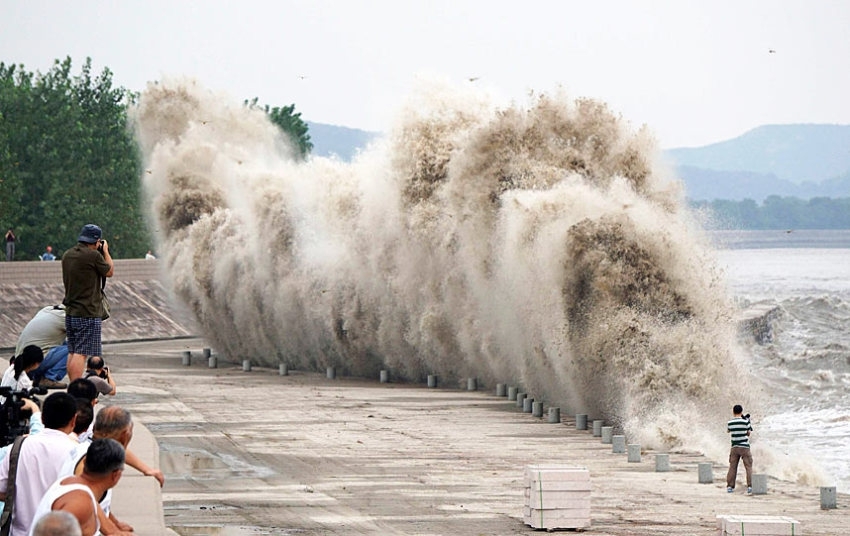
top-left (691, 196), bottom-right (850, 230)
top-left (0, 57), bottom-right (311, 261)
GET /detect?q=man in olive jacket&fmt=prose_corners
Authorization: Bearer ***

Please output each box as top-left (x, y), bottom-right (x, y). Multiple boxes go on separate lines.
top-left (61, 224), bottom-right (113, 381)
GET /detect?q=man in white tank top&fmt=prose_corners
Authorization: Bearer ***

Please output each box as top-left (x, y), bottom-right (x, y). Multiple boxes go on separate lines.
top-left (28, 438), bottom-right (126, 536)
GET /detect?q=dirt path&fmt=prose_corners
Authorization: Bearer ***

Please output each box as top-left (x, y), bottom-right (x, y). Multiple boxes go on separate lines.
top-left (105, 339), bottom-right (848, 535)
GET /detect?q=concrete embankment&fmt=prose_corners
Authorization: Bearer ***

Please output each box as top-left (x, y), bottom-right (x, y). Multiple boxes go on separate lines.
top-left (0, 259), bottom-right (195, 351)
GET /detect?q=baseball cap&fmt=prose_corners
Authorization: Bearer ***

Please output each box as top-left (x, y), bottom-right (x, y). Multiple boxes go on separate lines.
top-left (77, 224), bottom-right (103, 244)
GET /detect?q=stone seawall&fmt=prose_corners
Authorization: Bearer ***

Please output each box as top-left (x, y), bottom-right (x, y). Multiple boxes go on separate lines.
top-left (0, 259), bottom-right (196, 351)
top-left (737, 303), bottom-right (783, 344)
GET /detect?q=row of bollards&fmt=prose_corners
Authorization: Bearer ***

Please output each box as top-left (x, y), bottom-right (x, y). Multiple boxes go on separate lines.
top-left (180, 352), bottom-right (841, 511)
top-left (182, 348), bottom-right (218, 368)
top-left (490, 379), bottom-right (840, 510)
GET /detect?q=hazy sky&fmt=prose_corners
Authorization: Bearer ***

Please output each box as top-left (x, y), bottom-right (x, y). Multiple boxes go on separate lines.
top-left (2, 1), bottom-right (849, 148)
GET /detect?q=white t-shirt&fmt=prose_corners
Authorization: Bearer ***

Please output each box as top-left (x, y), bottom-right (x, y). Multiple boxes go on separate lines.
top-left (14, 306), bottom-right (66, 356)
top-left (0, 365), bottom-right (34, 405)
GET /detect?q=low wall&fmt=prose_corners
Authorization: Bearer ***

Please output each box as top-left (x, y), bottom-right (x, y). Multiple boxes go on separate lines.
top-left (0, 259), bottom-right (196, 351)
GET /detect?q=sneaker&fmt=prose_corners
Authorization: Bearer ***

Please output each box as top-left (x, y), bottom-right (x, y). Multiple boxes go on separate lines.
top-left (38, 378), bottom-right (68, 389)
top-left (727, 487), bottom-right (734, 493)
top-left (747, 487), bottom-right (753, 495)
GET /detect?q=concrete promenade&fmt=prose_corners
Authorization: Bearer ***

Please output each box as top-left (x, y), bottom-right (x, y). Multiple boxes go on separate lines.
top-left (105, 338), bottom-right (847, 536)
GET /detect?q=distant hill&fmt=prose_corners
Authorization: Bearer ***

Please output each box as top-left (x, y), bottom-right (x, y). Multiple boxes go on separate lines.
top-left (679, 166), bottom-right (850, 201)
top-left (667, 124), bottom-right (850, 184)
top-left (306, 121), bottom-right (380, 161)
top-left (666, 124), bottom-right (850, 201)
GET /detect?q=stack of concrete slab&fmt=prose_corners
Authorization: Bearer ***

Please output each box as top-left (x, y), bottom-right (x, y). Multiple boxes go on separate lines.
top-left (716, 515), bottom-right (801, 535)
top-left (523, 465), bottom-right (591, 530)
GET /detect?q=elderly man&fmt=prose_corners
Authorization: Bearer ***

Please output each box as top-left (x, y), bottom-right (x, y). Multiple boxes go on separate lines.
top-left (29, 438), bottom-right (127, 536)
top-left (61, 224), bottom-right (113, 381)
top-left (61, 406), bottom-right (164, 533)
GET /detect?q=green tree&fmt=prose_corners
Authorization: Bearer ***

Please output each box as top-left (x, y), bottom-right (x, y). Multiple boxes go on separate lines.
top-left (245, 98), bottom-right (312, 159)
top-left (0, 57), bottom-right (148, 259)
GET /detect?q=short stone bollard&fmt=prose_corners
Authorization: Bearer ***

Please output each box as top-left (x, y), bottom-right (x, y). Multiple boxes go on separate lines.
top-left (203, 348), bottom-right (211, 359)
top-left (655, 454), bottom-right (670, 472)
top-left (820, 486), bottom-right (837, 509)
top-left (575, 414), bottom-right (588, 430)
top-left (601, 426), bottom-right (613, 444)
top-left (751, 474), bottom-right (768, 495)
top-left (547, 407), bottom-right (560, 424)
top-left (242, 359), bottom-right (252, 372)
top-left (592, 420), bottom-right (603, 437)
top-left (522, 397), bottom-right (533, 413)
top-left (279, 363), bottom-right (288, 376)
top-left (698, 462), bottom-right (713, 484)
top-left (327, 366), bottom-right (336, 379)
top-left (496, 383), bottom-right (506, 397)
top-left (380, 370), bottom-right (388, 383)
top-left (532, 401), bottom-right (543, 418)
top-left (612, 435), bottom-right (626, 454)
top-left (467, 377), bottom-right (477, 391)
top-left (627, 444), bottom-right (641, 462)
top-left (507, 386), bottom-right (518, 401)
top-left (181, 351), bottom-right (191, 366)
top-left (208, 355), bottom-right (217, 369)
top-left (427, 375), bottom-right (437, 388)
top-left (516, 392), bottom-right (527, 408)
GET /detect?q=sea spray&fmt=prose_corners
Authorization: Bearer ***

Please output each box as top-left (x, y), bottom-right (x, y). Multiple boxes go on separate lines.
top-left (133, 78), bottom-right (752, 450)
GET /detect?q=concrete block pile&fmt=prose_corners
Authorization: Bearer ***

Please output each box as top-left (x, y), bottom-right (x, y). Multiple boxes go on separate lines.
top-left (523, 465), bottom-right (591, 530)
top-left (716, 514), bottom-right (801, 535)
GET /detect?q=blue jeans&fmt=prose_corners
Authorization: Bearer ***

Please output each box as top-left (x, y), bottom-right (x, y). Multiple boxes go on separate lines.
top-left (29, 344), bottom-right (68, 383)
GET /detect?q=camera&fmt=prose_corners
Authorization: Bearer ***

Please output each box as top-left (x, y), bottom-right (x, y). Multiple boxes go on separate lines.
top-left (98, 366), bottom-right (109, 379)
top-left (0, 385), bottom-right (47, 447)
top-left (743, 413), bottom-right (751, 421)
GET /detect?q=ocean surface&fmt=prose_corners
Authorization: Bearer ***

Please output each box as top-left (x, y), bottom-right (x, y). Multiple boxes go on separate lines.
top-left (713, 229), bottom-right (850, 493)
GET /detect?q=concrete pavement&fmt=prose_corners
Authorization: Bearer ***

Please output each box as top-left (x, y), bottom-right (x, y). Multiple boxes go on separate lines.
top-left (103, 338), bottom-right (848, 536)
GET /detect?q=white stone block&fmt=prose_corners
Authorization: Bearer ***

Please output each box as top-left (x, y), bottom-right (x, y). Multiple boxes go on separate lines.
top-left (716, 514), bottom-right (802, 535)
top-left (524, 489), bottom-right (591, 510)
top-left (524, 465), bottom-right (590, 482)
top-left (524, 479), bottom-right (592, 492)
top-left (524, 507), bottom-right (591, 530)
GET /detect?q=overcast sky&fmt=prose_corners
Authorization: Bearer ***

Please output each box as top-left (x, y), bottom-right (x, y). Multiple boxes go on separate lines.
top-left (2, 1), bottom-right (849, 148)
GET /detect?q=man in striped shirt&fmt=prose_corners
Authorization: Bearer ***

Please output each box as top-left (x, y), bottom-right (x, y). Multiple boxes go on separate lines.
top-left (726, 404), bottom-right (754, 494)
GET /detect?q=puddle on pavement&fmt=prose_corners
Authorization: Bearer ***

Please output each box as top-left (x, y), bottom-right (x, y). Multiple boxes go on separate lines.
top-left (170, 525), bottom-right (303, 535)
top-left (159, 443), bottom-right (276, 479)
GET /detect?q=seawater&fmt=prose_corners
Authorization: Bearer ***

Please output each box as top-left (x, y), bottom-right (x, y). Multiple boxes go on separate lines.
top-left (715, 230), bottom-right (850, 493)
top-left (133, 79), bottom-right (836, 492)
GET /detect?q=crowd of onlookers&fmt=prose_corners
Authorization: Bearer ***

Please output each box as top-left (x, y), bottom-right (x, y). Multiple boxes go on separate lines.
top-left (0, 383), bottom-right (164, 535)
top-left (0, 224), bottom-right (164, 535)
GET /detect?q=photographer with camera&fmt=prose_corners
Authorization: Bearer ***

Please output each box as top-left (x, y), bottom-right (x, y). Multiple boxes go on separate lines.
top-left (81, 357), bottom-right (116, 398)
top-left (61, 224), bottom-right (113, 382)
top-left (726, 404), bottom-right (754, 494)
top-left (0, 346), bottom-right (44, 406)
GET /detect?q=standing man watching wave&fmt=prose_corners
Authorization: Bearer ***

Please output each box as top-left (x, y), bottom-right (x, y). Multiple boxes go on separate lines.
top-left (726, 404), bottom-right (754, 494)
top-left (62, 224), bottom-right (113, 381)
